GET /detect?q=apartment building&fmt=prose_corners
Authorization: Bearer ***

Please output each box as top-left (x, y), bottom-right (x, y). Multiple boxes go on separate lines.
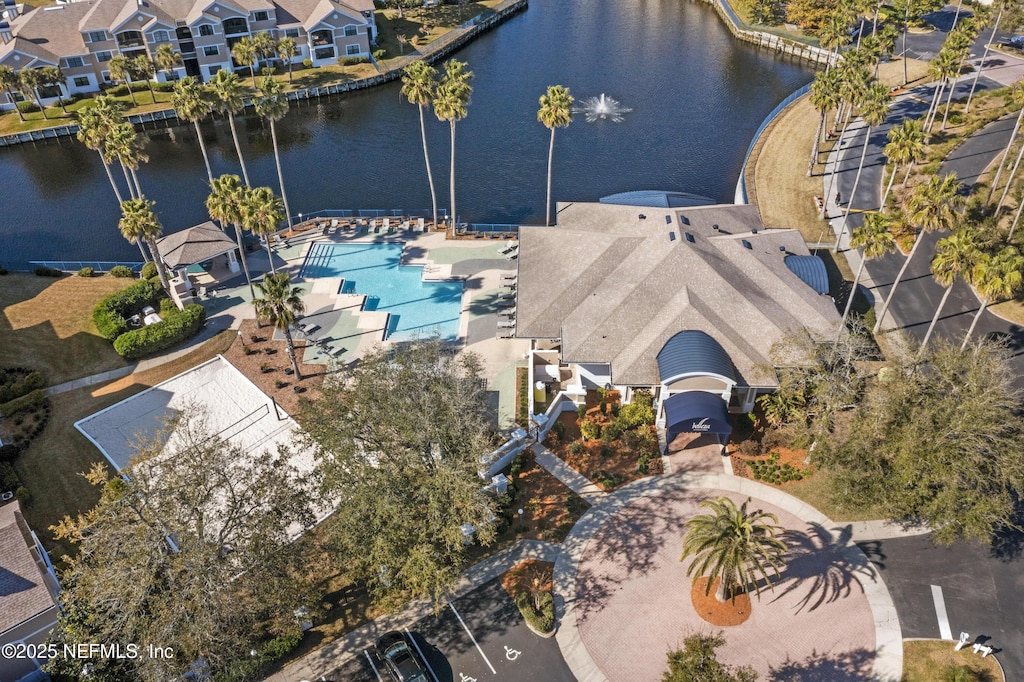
top-left (0, 0), bottom-right (375, 102)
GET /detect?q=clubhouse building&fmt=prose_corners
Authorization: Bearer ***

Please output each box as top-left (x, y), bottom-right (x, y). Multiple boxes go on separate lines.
top-left (514, 200), bottom-right (841, 449)
top-left (0, 0), bottom-right (374, 103)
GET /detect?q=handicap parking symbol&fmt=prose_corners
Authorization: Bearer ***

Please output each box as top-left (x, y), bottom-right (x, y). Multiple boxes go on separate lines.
top-left (504, 646), bottom-right (521, 662)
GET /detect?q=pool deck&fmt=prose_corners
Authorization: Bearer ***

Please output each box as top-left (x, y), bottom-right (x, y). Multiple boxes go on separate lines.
top-left (201, 227), bottom-right (529, 428)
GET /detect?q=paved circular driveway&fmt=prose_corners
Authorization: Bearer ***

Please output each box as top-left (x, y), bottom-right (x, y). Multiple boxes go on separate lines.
top-left (554, 473), bottom-right (901, 681)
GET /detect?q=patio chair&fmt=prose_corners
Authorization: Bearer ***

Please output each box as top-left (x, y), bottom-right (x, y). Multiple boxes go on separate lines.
top-left (497, 319), bottom-right (516, 329)
top-left (418, 218), bottom-right (426, 231)
top-left (498, 307), bottom-right (516, 317)
top-left (331, 219), bottom-right (339, 228)
top-left (497, 329), bottom-right (516, 339)
top-left (499, 242), bottom-right (518, 255)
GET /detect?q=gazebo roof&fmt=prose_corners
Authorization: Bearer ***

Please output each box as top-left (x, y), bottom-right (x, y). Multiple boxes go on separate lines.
top-left (156, 222), bottom-right (237, 268)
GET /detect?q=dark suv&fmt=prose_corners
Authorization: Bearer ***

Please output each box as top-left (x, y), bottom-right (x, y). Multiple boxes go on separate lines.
top-left (374, 631), bottom-right (430, 682)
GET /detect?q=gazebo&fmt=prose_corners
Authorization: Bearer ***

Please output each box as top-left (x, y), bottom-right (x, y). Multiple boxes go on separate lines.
top-left (156, 221), bottom-right (240, 279)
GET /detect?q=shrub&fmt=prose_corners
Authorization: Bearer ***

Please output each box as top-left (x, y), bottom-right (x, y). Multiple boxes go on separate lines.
top-left (616, 391), bottom-right (654, 430)
top-left (109, 265), bottom-right (133, 278)
top-left (33, 266), bottom-right (63, 277)
top-left (0, 370), bottom-right (45, 404)
top-left (17, 100), bottom-right (39, 114)
top-left (153, 81), bottom-right (176, 92)
top-left (78, 266), bottom-right (94, 278)
top-left (862, 307), bottom-right (876, 332)
top-left (515, 590), bottom-right (554, 633)
top-left (159, 297), bottom-right (177, 315)
top-left (577, 405), bottom-right (587, 420)
top-left (302, 58), bottom-right (314, 69)
top-left (567, 440), bottom-right (586, 457)
top-left (579, 420), bottom-right (600, 441)
top-left (275, 379), bottom-right (288, 388)
top-left (509, 452), bottom-right (524, 478)
top-left (0, 462), bottom-right (19, 491)
top-left (113, 304), bottom-right (205, 359)
top-left (141, 261), bottom-right (158, 280)
top-left (550, 420), bottom-right (566, 442)
top-left (566, 493), bottom-right (588, 517)
top-left (15, 486), bottom-right (31, 505)
top-left (0, 389), bottom-right (47, 417)
top-left (92, 279), bottom-right (163, 340)
top-left (341, 56), bottom-right (370, 66)
top-left (372, 49), bottom-right (386, 60)
top-left (601, 421), bottom-right (622, 442)
top-left (0, 444), bottom-right (20, 463)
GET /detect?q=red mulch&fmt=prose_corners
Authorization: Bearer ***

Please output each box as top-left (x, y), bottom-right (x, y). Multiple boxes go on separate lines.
top-left (691, 577), bottom-right (752, 626)
top-left (501, 559), bottom-right (554, 598)
top-left (221, 319), bottom-right (326, 415)
top-left (504, 449), bottom-right (589, 542)
top-left (731, 446), bottom-right (810, 487)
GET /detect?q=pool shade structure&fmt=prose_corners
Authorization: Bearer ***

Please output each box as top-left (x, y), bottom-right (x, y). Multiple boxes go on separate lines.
top-left (663, 391), bottom-right (732, 443)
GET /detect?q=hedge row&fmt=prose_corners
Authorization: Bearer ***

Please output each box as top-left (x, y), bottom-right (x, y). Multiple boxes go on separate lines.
top-left (93, 279), bottom-right (163, 340)
top-left (0, 370), bottom-right (44, 404)
top-left (113, 304), bottom-right (205, 359)
top-left (0, 389), bottom-right (47, 417)
top-left (515, 591), bottom-right (555, 634)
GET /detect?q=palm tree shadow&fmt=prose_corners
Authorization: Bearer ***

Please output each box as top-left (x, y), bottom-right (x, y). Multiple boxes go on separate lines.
top-left (770, 523), bottom-right (877, 614)
top-left (768, 647), bottom-right (875, 681)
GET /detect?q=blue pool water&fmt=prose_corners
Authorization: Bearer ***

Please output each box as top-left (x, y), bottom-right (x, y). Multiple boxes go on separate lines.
top-left (302, 242), bottom-right (463, 341)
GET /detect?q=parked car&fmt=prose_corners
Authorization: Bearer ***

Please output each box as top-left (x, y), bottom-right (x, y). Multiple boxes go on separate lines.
top-left (374, 631), bottom-right (430, 682)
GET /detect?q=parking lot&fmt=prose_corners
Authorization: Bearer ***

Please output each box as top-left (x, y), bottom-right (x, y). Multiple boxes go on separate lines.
top-left (324, 579), bottom-right (575, 682)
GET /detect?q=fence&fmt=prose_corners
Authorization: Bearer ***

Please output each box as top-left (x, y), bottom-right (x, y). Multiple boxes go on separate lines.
top-left (0, 259), bottom-right (145, 273)
top-left (290, 207), bottom-right (449, 224)
top-left (734, 82), bottom-right (812, 205)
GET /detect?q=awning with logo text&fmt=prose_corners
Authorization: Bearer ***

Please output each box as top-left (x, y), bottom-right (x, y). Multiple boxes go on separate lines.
top-left (664, 391), bottom-right (732, 442)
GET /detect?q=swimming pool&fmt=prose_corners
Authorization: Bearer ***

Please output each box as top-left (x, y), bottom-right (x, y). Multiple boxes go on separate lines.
top-left (302, 242), bottom-right (463, 342)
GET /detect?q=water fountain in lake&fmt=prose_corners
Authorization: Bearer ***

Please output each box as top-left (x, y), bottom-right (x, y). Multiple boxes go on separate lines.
top-left (574, 94), bottom-right (633, 123)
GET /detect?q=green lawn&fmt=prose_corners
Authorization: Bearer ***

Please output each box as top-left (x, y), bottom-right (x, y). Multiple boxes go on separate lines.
top-left (782, 468), bottom-right (889, 523)
top-left (0, 273), bottom-right (133, 385)
top-left (903, 640), bottom-right (1003, 682)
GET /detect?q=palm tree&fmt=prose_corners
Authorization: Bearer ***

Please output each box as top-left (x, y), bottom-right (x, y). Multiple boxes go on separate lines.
top-left (231, 36), bottom-right (260, 88)
top-left (39, 66), bottom-right (67, 114)
top-left (206, 174), bottom-right (254, 297)
top-left (433, 59), bottom-right (473, 236)
top-left (401, 60), bottom-right (440, 231)
top-left (107, 56), bottom-right (137, 107)
top-left (253, 273), bottom-right (305, 378)
top-left (153, 43), bottom-right (182, 83)
top-left (920, 228), bottom-right (981, 353)
top-left (986, 81), bottom-right (1024, 207)
top-left (241, 186), bottom-right (286, 274)
top-left (118, 198), bottom-right (170, 290)
top-left (874, 173), bottom-right (965, 332)
top-left (537, 85), bottom-right (574, 227)
top-left (18, 69), bottom-right (47, 120)
top-left (252, 31), bottom-right (277, 69)
top-left (106, 121), bottom-right (149, 199)
top-left (965, 1), bottom-right (1004, 114)
top-left (924, 47), bottom-right (961, 132)
top-left (840, 213), bottom-right (896, 329)
top-left (253, 76), bottom-right (293, 230)
top-left (939, 20), bottom-right (977, 130)
top-left (835, 81), bottom-right (890, 251)
top-left (808, 68), bottom-right (840, 177)
top-left (171, 77), bottom-right (215, 185)
top-left (0, 65), bottom-right (25, 122)
top-left (209, 69), bottom-right (251, 186)
top-left (882, 118), bottom-right (926, 207)
top-left (680, 496), bottom-right (787, 603)
top-left (76, 98), bottom-right (127, 206)
top-left (277, 37), bottom-right (297, 83)
top-left (131, 55), bottom-right (158, 103)
top-left (818, 12), bottom-right (850, 74)
top-left (962, 247), bottom-right (1024, 348)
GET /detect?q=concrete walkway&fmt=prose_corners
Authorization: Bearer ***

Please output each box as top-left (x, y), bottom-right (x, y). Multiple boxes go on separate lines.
top-left (265, 538), bottom-right (560, 682)
top-left (531, 443), bottom-right (606, 503)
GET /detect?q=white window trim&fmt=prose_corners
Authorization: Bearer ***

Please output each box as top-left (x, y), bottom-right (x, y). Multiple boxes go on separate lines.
top-left (345, 43), bottom-right (359, 55)
top-left (203, 45), bottom-right (219, 56)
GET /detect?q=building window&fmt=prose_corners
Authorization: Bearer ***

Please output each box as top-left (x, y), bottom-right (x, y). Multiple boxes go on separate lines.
top-left (87, 30), bottom-right (107, 42)
top-left (73, 76), bottom-right (90, 87)
top-left (197, 24), bottom-right (214, 36)
top-left (207, 65), bottom-right (221, 77)
top-left (314, 46), bottom-right (334, 60)
top-left (203, 45), bottom-right (219, 56)
top-left (222, 17), bottom-right (248, 35)
top-left (285, 28), bottom-right (299, 37)
top-left (346, 44), bottom-right (359, 55)
top-left (343, 25), bottom-right (357, 36)
top-left (96, 51), bottom-right (113, 62)
top-left (116, 30), bottom-right (144, 48)
top-left (253, 10), bottom-right (269, 21)
top-left (310, 29), bottom-right (332, 46)
top-left (152, 29), bottom-right (169, 42)
top-left (64, 56), bottom-right (85, 68)
top-left (101, 71), bottom-right (111, 82)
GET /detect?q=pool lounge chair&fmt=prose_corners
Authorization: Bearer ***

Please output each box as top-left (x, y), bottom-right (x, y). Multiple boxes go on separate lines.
top-left (501, 274), bottom-right (517, 283)
top-left (499, 241), bottom-right (518, 255)
top-left (497, 328), bottom-right (516, 339)
top-left (497, 319), bottom-right (516, 329)
top-left (498, 307), bottom-right (516, 317)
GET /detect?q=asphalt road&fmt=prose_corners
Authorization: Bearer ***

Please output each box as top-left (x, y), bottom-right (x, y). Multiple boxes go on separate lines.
top-left (323, 579), bottom-right (575, 682)
top-left (860, 534), bottom-right (1024, 680)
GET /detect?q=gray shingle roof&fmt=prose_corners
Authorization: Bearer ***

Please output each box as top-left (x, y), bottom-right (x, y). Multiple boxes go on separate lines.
top-left (156, 221), bottom-right (237, 268)
top-left (0, 502), bottom-right (56, 635)
top-left (514, 202), bottom-right (841, 387)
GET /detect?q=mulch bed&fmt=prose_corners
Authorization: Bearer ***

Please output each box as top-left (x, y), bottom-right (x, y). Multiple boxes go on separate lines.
top-left (221, 319), bottom-right (326, 415)
top-left (505, 449), bottom-right (590, 543)
top-left (691, 577), bottom-right (751, 627)
top-left (731, 446), bottom-right (810, 487)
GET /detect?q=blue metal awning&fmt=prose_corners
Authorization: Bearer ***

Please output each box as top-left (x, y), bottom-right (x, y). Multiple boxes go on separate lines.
top-left (664, 391), bottom-right (732, 442)
top-left (657, 330), bottom-right (736, 384)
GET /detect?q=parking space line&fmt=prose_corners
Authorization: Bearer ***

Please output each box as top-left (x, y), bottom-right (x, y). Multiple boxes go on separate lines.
top-left (931, 584), bottom-right (954, 640)
top-left (364, 650), bottom-right (383, 681)
top-left (404, 628), bottom-right (439, 682)
top-left (448, 602), bottom-right (497, 675)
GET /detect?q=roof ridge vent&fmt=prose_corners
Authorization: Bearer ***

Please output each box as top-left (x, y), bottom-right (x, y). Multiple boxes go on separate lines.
top-left (712, 224), bottom-right (719, 231)
top-left (741, 239), bottom-right (752, 250)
